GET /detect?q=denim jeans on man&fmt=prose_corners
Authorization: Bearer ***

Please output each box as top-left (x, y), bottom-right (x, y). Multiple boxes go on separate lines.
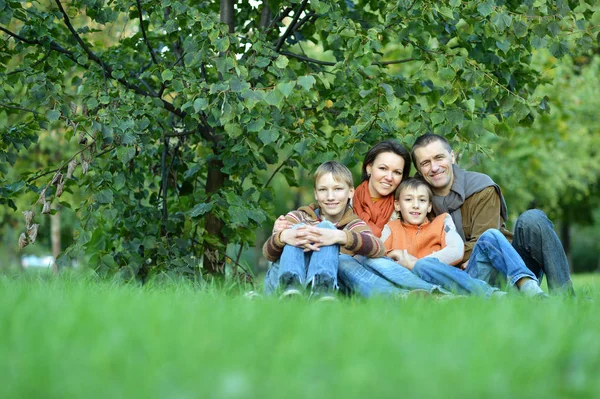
top-left (263, 221), bottom-right (339, 294)
top-left (512, 209), bottom-right (574, 295)
top-left (413, 228), bottom-right (539, 295)
top-left (337, 254), bottom-right (449, 298)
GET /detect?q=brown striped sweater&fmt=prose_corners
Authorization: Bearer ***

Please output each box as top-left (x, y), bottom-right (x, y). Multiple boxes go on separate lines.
top-left (262, 203), bottom-right (385, 262)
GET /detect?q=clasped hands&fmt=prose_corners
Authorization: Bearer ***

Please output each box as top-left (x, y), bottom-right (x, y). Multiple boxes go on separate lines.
top-left (273, 216), bottom-right (344, 252)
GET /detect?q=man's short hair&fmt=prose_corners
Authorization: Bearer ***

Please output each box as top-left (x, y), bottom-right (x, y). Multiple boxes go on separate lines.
top-left (314, 161), bottom-right (354, 188)
top-left (410, 133), bottom-right (453, 168)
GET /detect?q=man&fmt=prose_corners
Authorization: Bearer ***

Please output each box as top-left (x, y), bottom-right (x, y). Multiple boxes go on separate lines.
top-left (410, 133), bottom-right (575, 296)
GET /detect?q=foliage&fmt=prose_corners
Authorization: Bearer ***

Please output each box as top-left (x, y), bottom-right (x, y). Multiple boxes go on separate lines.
top-left (1, 0), bottom-right (599, 278)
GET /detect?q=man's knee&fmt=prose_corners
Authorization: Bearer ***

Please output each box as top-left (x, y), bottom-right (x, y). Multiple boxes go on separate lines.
top-left (517, 209), bottom-right (552, 230)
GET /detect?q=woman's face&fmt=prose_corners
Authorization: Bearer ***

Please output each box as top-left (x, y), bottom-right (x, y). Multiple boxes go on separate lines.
top-left (366, 152), bottom-right (405, 199)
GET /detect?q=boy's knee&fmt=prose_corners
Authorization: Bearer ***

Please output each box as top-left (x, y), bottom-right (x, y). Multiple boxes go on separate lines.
top-left (317, 220), bottom-right (336, 229)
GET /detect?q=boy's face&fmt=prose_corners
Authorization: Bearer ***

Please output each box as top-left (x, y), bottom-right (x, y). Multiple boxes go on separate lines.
top-left (314, 172), bottom-right (354, 223)
top-left (394, 185), bottom-right (432, 225)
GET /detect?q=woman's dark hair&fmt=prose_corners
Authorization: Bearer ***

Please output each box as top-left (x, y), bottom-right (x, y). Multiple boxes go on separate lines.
top-left (361, 139), bottom-right (411, 182)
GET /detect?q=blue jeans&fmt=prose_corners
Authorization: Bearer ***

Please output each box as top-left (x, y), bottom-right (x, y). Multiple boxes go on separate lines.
top-left (413, 258), bottom-right (499, 297)
top-left (512, 209), bottom-right (574, 295)
top-left (263, 221), bottom-right (339, 294)
top-left (337, 254), bottom-right (448, 298)
top-left (466, 228), bottom-right (539, 288)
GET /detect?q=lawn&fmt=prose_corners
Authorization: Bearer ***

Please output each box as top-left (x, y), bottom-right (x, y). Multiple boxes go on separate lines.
top-left (0, 273), bottom-right (598, 399)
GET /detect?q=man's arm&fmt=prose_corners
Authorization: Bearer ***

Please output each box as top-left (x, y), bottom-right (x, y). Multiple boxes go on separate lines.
top-left (461, 186), bottom-right (504, 263)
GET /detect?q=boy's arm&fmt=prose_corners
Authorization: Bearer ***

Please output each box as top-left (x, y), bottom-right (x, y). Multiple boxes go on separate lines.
top-left (343, 219), bottom-right (385, 258)
top-left (262, 213), bottom-right (301, 262)
top-left (423, 214), bottom-right (464, 265)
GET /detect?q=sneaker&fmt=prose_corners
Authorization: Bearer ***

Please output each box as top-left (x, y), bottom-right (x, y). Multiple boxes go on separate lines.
top-left (309, 275), bottom-right (336, 301)
top-left (280, 286), bottom-right (302, 299)
top-left (519, 279), bottom-right (548, 298)
top-left (279, 274), bottom-right (303, 299)
top-left (243, 290), bottom-right (261, 300)
top-left (491, 290), bottom-right (508, 299)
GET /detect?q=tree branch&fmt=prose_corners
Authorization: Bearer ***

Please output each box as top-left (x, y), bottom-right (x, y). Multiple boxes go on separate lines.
top-left (53, 0), bottom-right (151, 97)
top-left (275, 0), bottom-right (308, 52)
top-left (0, 24), bottom-right (84, 66)
top-left (281, 51), bottom-right (419, 67)
top-left (266, 7), bottom-right (293, 33)
top-left (136, 0), bottom-right (159, 65)
top-left (0, 102), bottom-right (42, 115)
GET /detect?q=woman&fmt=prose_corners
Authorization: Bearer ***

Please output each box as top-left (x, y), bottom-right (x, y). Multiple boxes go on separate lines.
top-left (268, 140), bottom-right (446, 297)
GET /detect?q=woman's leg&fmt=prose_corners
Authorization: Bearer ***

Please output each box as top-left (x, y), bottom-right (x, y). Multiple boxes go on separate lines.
top-left (413, 258), bottom-right (498, 297)
top-left (361, 256), bottom-right (450, 294)
top-left (337, 254), bottom-right (408, 298)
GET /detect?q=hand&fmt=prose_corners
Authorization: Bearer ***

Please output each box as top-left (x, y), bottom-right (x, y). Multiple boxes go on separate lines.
top-left (460, 260), bottom-right (468, 270)
top-left (272, 215), bottom-right (293, 234)
top-left (280, 225), bottom-right (344, 252)
top-left (388, 249), bottom-right (417, 270)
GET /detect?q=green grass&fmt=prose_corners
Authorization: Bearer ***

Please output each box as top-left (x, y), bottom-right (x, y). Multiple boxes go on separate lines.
top-left (1, 273), bottom-right (599, 399)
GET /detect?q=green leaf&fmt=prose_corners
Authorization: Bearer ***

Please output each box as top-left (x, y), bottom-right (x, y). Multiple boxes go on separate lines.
top-left (446, 108), bottom-right (464, 126)
top-left (477, 2), bottom-right (493, 17)
top-left (46, 110), bottom-right (60, 121)
top-left (438, 68), bottom-right (456, 82)
top-left (491, 13), bottom-right (512, 31)
top-left (513, 21), bottom-right (528, 38)
top-left (275, 55), bottom-right (289, 69)
top-left (297, 75), bottom-right (316, 90)
top-left (259, 129), bottom-right (279, 145)
top-left (117, 147), bottom-right (135, 164)
top-left (265, 89), bottom-right (284, 108)
top-left (214, 36), bottom-right (230, 52)
top-left (229, 206), bottom-right (248, 225)
top-left (496, 40), bottom-right (510, 54)
top-left (95, 189), bottom-right (113, 204)
top-left (464, 99), bottom-right (475, 113)
top-left (161, 69), bottom-right (173, 82)
top-left (193, 98), bottom-right (208, 112)
top-left (276, 81), bottom-right (296, 98)
top-left (190, 202), bottom-right (213, 218)
top-left (247, 118), bottom-right (266, 132)
top-left (441, 88), bottom-right (459, 105)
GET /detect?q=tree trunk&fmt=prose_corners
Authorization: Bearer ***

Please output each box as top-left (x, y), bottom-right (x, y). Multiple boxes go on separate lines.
top-left (51, 209), bottom-right (61, 274)
top-left (203, 156), bottom-right (226, 276)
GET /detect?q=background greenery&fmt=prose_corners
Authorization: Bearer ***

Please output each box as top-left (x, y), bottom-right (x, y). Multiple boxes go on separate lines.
top-left (1, 272), bottom-right (598, 399)
top-left (1, 0), bottom-right (599, 279)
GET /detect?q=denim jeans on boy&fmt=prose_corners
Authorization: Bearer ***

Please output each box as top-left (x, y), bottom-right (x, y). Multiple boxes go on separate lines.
top-left (412, 258), bottom-right (500, 297)
top-left (337, 254), bottom-right (448, 298)
top-left (512, 209), bottom-right (575, 296)
top-left (263, 221), bottom-right (339, 294)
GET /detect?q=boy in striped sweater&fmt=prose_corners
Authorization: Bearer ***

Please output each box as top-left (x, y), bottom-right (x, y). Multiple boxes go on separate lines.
top-left (263, 161), bottom-right (384, 300)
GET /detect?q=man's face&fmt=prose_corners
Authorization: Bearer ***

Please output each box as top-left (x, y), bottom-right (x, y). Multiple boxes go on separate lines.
top-left (314, 173), bottom-right (354, 223)
top-left (413, 140), bottom-right (455, 196)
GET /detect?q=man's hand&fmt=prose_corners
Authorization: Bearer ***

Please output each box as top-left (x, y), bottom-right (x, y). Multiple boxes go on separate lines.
top-left (459, 260), bottom-right (468, 270)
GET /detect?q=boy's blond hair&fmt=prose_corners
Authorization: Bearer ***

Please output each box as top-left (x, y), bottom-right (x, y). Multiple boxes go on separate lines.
top-left (314, 161), bottom-right (354, 189)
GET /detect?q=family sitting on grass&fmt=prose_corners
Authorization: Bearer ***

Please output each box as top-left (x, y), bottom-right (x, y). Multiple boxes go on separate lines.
top-left (262, 134), bottom-right (576, 301)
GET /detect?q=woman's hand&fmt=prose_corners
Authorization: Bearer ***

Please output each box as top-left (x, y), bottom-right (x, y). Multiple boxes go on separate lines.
top-left (272, 215), bottom-right (293, 234)
top-left (388, 249), bottom-right (418, 270)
